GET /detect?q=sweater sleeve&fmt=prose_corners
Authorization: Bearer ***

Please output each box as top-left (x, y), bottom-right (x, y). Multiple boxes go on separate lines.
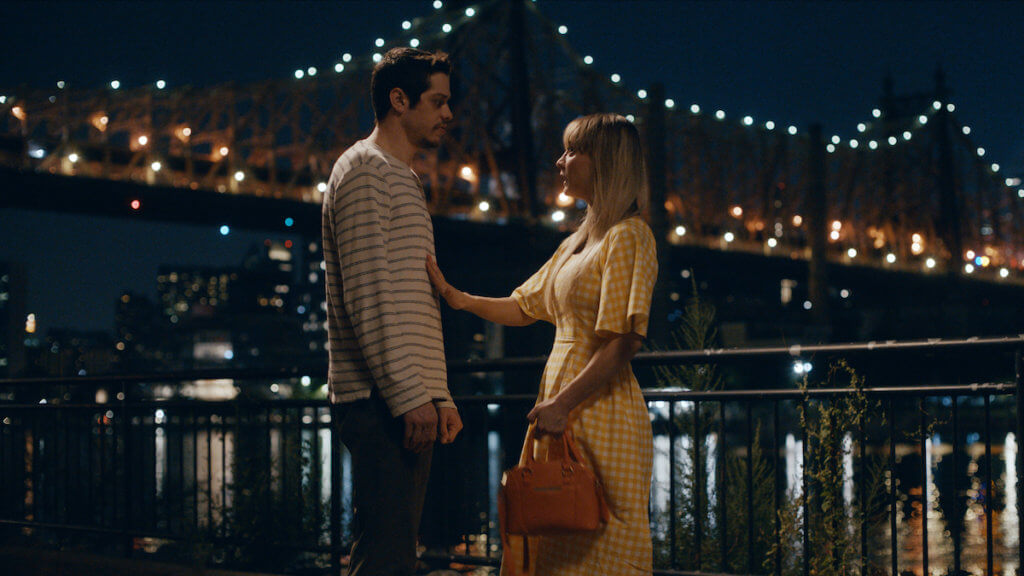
top-left (329, 164), bottom-right (433, 417)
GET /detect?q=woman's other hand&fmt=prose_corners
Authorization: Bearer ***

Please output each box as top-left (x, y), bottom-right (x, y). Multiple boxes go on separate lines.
top-left (527, 396), bottom-right (570, 435)
top-left (426, 255), bottom-right (467, 309)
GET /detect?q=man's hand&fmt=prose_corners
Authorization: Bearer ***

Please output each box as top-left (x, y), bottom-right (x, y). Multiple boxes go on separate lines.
top-left (402, 402), bottom-right (438, 453)
top-left (437, 406), bottom-right (463, 444)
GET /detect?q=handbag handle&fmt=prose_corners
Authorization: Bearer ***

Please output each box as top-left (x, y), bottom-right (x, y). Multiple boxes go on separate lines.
top-left (522, 426), bottom-right (586, 466)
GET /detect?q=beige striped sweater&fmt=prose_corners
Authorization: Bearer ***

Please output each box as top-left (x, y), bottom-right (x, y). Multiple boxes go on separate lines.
top-left (321, 139), bottom-right (453, 416)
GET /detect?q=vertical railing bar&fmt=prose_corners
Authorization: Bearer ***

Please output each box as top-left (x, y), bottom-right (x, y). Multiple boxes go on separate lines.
top-left (773, 400), bottom-right (781, 576)
top-left (669, 399), bottom-right (677, 569)
top-left (25, 410), bottom-right (31, 524)
top-left (1, 411), bottom-right (6, 520)
top-left (451, 420), bottom-right (459, 560)
top-left (482, 400), bottom-right (491, 559)
top-left (694, 399), bottom-right (702, 571)
top-left (88, 406), bottom-right (94, 526)
top-left (888, 397), bottom-right (897, 576)
top-left (312, 407), bottom-right (323, 550)
top-left (40, 407), bottom-right (50, 524)
top-left (2, 411), bottom-right (8, 519)
top-left (1016, 348), bottom-right (1024, 574)
top-left (798, 393), bottom-right (806, 576)
top-left (45, 405), bottom-right (51, 522)
top-left (42, 405), bottom-right (50, 524)
top-left (746, 400), bottom-right (754, 575)
top-left (52, 407), bottom-right (59, 524)
top-left (719, 401), bottom-right (727, 573)
top-left (802, 396), bottom-right (809, 576)
top-left (858, 413), bottom-right (866, 576)
top-left (952, 395), bottom-right (961, 575)
top-left (104, 401), bottom-right (112, 527)
top-left (193, 406), bottom-right (199, 532)
top-left (42, 406), bottom-right (50, 525)
top-left (919, 397), bottom-right (928, 576)
top-left (148, 406), bottom-right (155, 532)
top-left (178, 408), bottom-right (185, 536)
top-left (121, 382), bottom-right (133, 557)
top-left (35, 405), bottom-right (43, 525)
top-left (207, 407), bottom-right (214, 537)
top-left (62, 407), bottom-right (71, 526)
top-left (330, 406), bottom-right (343, 576)
top-left (265, 407), bottom-right (273, 535)
top-left (221, 409), bottom-right (229, 541)
top-left (985, 394), bottom-right (993, 575)
top-left (99, 405), bottom-right (107, 526)
top-left (281, 407), bottom-right (289, 535)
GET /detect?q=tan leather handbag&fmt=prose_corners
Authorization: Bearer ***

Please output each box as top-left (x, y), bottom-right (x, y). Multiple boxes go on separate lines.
top-left (498, 429), bottom-right (610, 572)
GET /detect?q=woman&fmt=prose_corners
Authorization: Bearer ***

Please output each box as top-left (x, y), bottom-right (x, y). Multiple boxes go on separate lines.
top-left (427, 113), bottom-right (657, 575)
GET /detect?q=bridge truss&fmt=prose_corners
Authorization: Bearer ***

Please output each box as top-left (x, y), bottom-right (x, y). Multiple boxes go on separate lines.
top-left (1, 0), bottom-right (1021, 278)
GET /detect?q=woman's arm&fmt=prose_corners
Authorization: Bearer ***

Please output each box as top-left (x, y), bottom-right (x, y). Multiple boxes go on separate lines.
top-left (528, 333), bottom-right (644, 434)
top-left (426, 255), bottom-right (536, 327)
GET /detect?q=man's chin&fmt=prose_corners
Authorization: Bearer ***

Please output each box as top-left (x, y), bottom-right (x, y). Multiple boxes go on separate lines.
top-left (419, 137), bottom-right (443, 150)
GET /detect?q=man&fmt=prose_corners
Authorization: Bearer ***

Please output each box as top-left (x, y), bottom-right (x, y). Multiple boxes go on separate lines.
top-left (322, 47), bottom-right (462, 576)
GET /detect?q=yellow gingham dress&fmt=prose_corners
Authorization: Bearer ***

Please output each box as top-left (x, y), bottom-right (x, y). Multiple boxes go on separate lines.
top-left (504, 216), bottom-right (658, 576)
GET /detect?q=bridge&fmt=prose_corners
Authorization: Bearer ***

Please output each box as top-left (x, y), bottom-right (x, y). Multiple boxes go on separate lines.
top-left (2, 0), bottom-right (1022, 284)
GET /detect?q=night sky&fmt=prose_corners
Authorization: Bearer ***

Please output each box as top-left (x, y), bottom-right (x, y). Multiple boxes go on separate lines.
top-left (2, 0), bottom-right (1023, 333)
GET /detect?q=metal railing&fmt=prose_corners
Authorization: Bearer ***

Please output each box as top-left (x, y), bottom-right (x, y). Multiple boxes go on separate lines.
top-left (1, 335), bottom-right (1022, 575)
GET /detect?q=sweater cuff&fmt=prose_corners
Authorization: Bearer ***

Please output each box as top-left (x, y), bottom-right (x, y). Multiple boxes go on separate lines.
top-left (433, 398), bottom-right (457, 410)
top-left (384, 388), bottom-right (434, 418)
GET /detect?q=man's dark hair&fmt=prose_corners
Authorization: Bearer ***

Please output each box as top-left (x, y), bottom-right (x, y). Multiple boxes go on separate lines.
top-left (371, 48), bottom-right (452, 122)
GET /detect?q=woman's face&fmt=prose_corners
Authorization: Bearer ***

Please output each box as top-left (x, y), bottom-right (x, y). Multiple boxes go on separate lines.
top-left (556, 145), bottom-right (594, 203)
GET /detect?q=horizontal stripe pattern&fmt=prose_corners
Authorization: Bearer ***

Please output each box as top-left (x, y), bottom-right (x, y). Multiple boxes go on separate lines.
top-left (321, 139), bottom-right (452, 416)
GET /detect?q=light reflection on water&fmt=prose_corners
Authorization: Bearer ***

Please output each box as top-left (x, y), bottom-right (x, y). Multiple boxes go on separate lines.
top-left (649, 422), bottom-right (1021, 576)
top-left (150, 409), bottom-right (353, 539)
top-left (144, 405), bottom-right (1020, 574)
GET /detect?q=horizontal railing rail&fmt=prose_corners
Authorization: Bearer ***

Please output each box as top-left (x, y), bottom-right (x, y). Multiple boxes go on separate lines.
top-left (0, 335), bottom-right (1022, 576)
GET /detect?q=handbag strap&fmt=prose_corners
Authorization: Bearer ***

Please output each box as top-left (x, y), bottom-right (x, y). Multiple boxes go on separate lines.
top-left (523, 426), bottom-right (587, 465)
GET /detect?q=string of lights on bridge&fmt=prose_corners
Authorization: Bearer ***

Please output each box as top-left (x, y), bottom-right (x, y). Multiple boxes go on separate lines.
top-left (2, 0), bottom-right (1021, 279)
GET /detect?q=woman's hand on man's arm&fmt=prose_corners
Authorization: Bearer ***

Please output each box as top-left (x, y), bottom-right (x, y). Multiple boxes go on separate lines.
top-left (426, 255), bottom-right (535, 327)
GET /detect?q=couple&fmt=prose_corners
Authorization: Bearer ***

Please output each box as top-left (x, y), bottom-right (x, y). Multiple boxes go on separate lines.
top-left (322, 47), bottom-right (657, 576)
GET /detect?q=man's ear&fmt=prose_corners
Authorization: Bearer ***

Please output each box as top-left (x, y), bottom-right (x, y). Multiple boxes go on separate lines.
top-left (389, 87), bottom-right (408, 114)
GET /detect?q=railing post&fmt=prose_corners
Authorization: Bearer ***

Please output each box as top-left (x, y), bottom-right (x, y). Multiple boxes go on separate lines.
top-left (669, 402), bottom-right (677, 569)
top-left (694, 400), bottom-right (702, 570)
top-left (802, 397), bottom-right (810, 576)
top-left (952, 396), bottom-right (962, 574)
top-left (746, 401), bottom-right (754, 574)
top-left (985, 395), bottom-right (994, 574)
top-left (1017, 348), bottom-right (1024, 573)
top-left (120, 381), bottom-right (133, 558)
top-left (773, 402), bottom-right (781, 576)
top-left (888, 398), bottom-right (897, 576)
top-left (919, 398), bottom-right (929, 576)
top-left (720, 402), bottom-right (728, 573)
top-left (330, 407), bottom-right (343, 576)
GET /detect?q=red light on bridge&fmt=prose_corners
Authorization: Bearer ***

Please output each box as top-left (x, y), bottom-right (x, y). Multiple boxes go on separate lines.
top-left (130, 199), bottom-right (141, 211)
top-left (285, 240), bottom-right (293, 248)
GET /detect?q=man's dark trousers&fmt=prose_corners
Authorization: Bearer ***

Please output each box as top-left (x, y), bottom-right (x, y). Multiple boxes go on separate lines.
top-left (334, 394), bottom-right (433, 576)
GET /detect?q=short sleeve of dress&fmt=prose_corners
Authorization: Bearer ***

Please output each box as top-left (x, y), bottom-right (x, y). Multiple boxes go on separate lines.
top-left (594, 218), bottom-right (658, 338)
top-left (511, 243), bottom-right (568, 324)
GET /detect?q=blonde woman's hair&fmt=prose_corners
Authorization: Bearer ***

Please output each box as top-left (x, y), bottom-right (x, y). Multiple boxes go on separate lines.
top-left (544, 113), bottom-right (649, 313)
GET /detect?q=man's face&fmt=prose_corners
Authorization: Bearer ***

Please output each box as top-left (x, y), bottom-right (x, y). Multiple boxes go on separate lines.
top-left (401, 72), bottom-right (453, 149)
